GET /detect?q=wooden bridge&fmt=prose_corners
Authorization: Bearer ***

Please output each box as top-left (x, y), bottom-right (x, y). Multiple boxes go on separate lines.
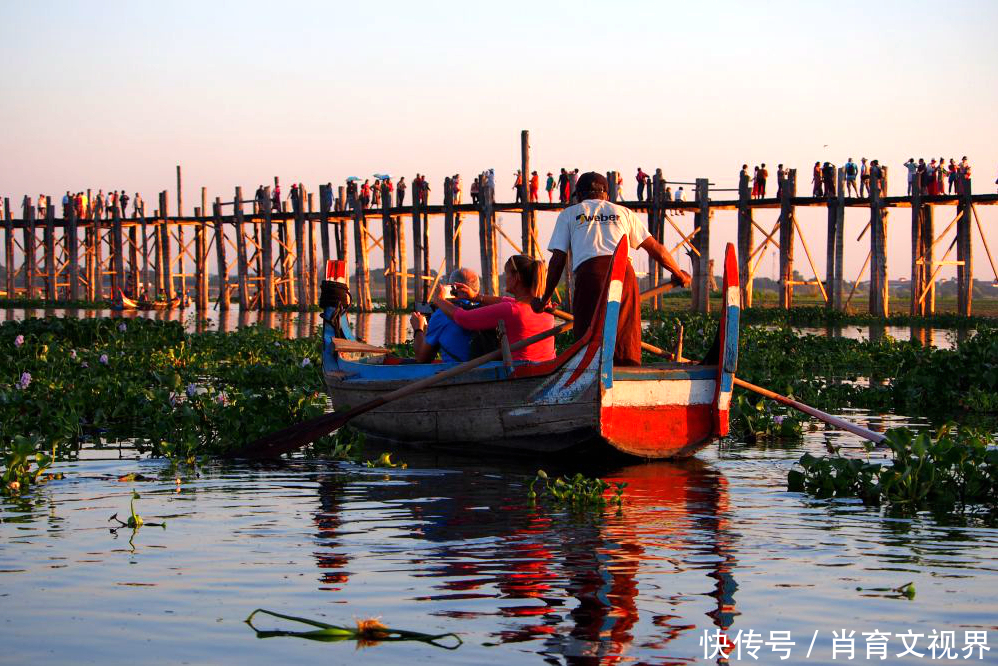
top-left (3, 131), bottom-right (997, 316)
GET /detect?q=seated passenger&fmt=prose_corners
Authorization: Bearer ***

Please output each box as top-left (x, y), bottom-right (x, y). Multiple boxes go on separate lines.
top-left (431, 254), bottom-right (555, 363)
top-left (409, 268), bottom-right (480, 363)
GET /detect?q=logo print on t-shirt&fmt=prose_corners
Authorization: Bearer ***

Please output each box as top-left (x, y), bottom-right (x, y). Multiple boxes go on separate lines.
top-left (575, 213), bottom-right (619, 224)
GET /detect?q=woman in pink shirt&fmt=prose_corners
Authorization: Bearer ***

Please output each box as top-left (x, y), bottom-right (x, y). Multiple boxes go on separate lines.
top-left (431, 254), bottom-right (555, 362)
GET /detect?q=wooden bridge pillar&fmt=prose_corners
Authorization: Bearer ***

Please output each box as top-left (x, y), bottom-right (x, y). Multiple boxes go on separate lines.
top-left (869, 166), bottom-right (888, 316)
top-left (23, 198), bottom-right (37, 300)
top-left (195, 208), bottom-right (208, 311)
top-left (956, 179), bottom-right (973, 316)
top-left (261, 186), bottom-right (274, 310)
top-left (396, 213), bottom-right (407, 309)
top-left (159, 191), bottom-right (174, 300)
top-left (381, 182), bottom-right (396, 310)
top-left (411, 187), bottom-right (424, 302)
top-left (295, 186), bottom-right (309, 310)
top-left (111, 203), bottom-right (125, 299)
top-left (233, 187), bottom-right (249, 309)
top-left (692, 178), bottom-right (711, 313)
top-left (353, 201), bottom-right (372, 310)
top-left (319, 184), bottom-right (332, 269)
top-left (607, 171), bottom-right (618, 202)
top-left (3, 198), bottom-right (12, 298)
top-left (66, 198), bottom-right (80, 301)
top-left (778, 169), bottom-right (797, 309)
top-left (826, 168), bottom-right (845, 309)
top-left (336, 185), bottom-right (348, 262)
top-left (212, 198), bottom-right (229, 309)
top-left (520, 130), bottom-right (538, 257)
top-left (444, 176), bottom-right (454, 277)
top-left (44, 199), bottom-right (56, 300)
top-left (736, 171), bottom-right (753, 308)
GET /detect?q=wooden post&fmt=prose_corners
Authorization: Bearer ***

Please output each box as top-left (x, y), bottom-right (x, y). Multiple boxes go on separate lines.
top-left (195, 205), bottom-right (208, 311)
top-left (691, 178), bottom-right (711, 312)
top-left (128, 213), bottom-right (139, 297)
top-left (736, 170), bottom-right (754, 308)
top-left (396, 214), bottom-right (407, 309)
top-left (381, 182), bottom-right (396, 310)
top-left (3, 198), bottom-right (12, 298)
top-left (308, 192), bottom-right (317, 306)
top-left (176, 167), bottom-right (185, 299)
top-left (138, 201), bottom-right (148, 298)
top-left (234, 187), bottom-right (249, 309)
top-left (422, 206), bottom-right (430, 301)
top-left (319, 184), bottom-right (332, 269)
top-left (213, 197), bottom-right (229, 309)
top-left (294, 186), bottom-right (308, 310)
top-left (67, 197), bottom-right (80, 301)
top-left (412, 187), bottom-right (424, 302)
top-left (922, 203), bottom-right (934, 314)
top-left (261, 186), bottom-right (274, 310)
top-left (45, 199), bottom-right (56, 300)
top-left (353, 201), bottom-right (372, 310)
top-left (520, 130), bottom-right (534, 256)
top-left (956, 178), bottom-right (973, 316)
top-left (910, 184), bottom-right (923, 315)
top-left (337, 185), bottom-right (348, 261)
top-left (607, 170), bottom-right (618, 202)
top-left (160, 191), bottom-right (174, 300)
top-left (443, 176), bottom-right (454, 276)
top-left (649, 171), bottom-right (663, 308)
top-left (834, 170), bottom-right (845, 310)
top-left (24, 199), bottom-right (37, 300)
top-left (869, 165), bottom-right (888, 316)
top-left (93, 199), bottom-right (103, 300)
top-left (827, 168), bottom-right (845, 310)
top-left (778, 169), bottom-right (797, 309)
top-left (111, 202), bottom-right (125, 299)
top-left (454, 208), bottom-right (462, 271)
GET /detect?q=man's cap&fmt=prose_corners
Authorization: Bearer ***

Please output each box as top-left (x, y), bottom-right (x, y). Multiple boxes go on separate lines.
top-left (575, 172), bottom-right (609, 196)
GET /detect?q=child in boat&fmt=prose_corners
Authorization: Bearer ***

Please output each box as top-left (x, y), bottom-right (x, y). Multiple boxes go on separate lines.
top-left (431, 255), bottom-right (555, 363)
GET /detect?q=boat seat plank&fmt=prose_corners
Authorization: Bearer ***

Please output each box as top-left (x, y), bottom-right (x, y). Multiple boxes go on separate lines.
top-left (331, 338), bottom-right (390, 355)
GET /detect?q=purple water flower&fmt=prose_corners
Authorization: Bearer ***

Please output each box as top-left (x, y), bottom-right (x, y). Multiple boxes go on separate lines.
top-left (15, 372), bottom-right (31, 390)
top-left (118, 322), bottom-right (127, 332)
top-left (301, 358), bottom-right (311, 367)
top-left (14, 335), bottom-right (24, 348)
top-left (773, 415), bottom-right (785, 426)
top-left (81, 361), bottom-right (89, 369)
top-left (69, 349), bottom-right (77, 360)
top-left (99, 353), bottom-right (109, 365)
top-left (186, 383), bottom-right (197, 398)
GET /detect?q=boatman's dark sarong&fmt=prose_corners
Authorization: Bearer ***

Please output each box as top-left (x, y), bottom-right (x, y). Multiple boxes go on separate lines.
top-left (571, 255), bottom-right (642, 366)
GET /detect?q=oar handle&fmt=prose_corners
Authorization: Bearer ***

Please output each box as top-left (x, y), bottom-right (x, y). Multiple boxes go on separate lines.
top-left (732, 377), bottom-right (886, 444)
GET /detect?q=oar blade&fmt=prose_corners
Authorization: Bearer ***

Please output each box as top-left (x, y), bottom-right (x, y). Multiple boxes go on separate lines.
top-left (230, 410), bottom-right (354, 460)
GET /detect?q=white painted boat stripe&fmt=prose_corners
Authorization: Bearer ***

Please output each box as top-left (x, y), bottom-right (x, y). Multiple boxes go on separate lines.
top-left (609, 379), bottom-right (715, 407)
top-left (608, 279), bottom-right (623, 303)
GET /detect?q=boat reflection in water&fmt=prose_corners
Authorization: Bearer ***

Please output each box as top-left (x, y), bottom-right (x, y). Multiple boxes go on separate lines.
top-left (310, 457), bottom-right (737, 664)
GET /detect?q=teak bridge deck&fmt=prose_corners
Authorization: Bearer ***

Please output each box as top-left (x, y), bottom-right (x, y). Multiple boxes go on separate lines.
top-left (4, 131), bottom-right (997, 317)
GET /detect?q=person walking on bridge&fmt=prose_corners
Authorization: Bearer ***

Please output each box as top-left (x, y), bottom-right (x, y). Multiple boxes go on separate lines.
top-left (532, 172), bottom-right (690, 366)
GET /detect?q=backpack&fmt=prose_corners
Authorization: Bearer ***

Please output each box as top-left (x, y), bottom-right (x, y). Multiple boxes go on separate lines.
top-left (454, 300), bottom-right (500, 357)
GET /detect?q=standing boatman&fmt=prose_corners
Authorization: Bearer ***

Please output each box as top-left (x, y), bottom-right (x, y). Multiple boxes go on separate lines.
top-left (531, 172), bottom-right (691, 366)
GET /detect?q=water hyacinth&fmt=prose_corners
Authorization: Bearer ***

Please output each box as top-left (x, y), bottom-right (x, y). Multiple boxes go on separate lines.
top-left (15, 372), bottom-right (32, 390)
top-left (99, 353), bottom-right (109, 365)
top-left (118, 322), bottom-right (127, 332)
top-left (300, 358), bottom-right (311, 367)
top-left (186, 383), bottom-right (197, 398)
top-left (14, 334), bottom-right (24, 348)
top-left (216, 391), bottom-right (230, 406)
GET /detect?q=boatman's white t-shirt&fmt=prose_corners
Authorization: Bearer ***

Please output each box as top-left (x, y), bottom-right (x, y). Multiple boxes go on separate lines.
top-left (548, 199), bottom-right (650, 270)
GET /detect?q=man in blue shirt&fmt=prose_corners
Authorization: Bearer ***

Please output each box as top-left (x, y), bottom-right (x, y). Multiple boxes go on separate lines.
top-left (409, 268), bottom-right (479, 363)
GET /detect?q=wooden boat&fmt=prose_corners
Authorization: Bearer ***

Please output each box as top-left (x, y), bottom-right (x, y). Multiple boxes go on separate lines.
top-left (113, 288), bottom-right (188, 311)
top-left (321, 240), bottom-right (740, 459)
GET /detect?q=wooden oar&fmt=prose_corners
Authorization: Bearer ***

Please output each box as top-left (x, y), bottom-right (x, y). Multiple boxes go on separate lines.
top-left (229, 320), bottom-right (573, 459)
top-left (551, 305), bottom-right (888, 445)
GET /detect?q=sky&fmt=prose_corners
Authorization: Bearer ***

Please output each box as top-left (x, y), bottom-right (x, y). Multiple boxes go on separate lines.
top-left (2, 0), bottom-right (997, 283)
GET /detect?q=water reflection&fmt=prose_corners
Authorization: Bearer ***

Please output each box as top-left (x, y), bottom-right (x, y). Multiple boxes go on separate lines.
top-left (311, 459), bottom-right (737, 664)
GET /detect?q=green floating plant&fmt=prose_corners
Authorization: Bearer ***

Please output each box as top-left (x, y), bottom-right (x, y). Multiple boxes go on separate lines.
top-left (245, 609), bottom-right (462, 649)
top-left (529, 469), bottom-right (626, 513)
top-left (363, 452), bottom-right (406, 469)
top-left (109, 491), bottom-right (166, 529)
top-left (856, 581), bottom-right (916, 600)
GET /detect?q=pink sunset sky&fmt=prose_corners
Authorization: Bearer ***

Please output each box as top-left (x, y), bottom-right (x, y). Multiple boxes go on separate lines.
top-left (2, 0), bottom-right (997, 283)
